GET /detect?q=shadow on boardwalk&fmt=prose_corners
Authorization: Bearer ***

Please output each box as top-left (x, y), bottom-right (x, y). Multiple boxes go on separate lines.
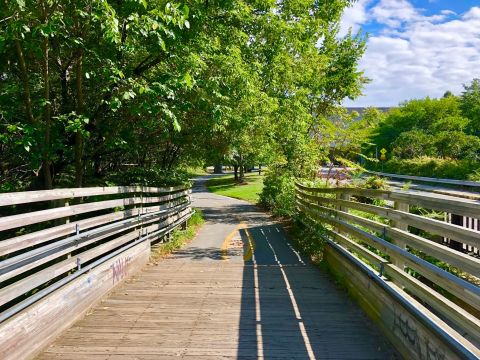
top-left (237, 225), bottom-right (397, 360)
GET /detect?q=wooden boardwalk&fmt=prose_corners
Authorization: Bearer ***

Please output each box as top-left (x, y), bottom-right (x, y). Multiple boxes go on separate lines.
top-left (37, 177), bottom-right (397, 359)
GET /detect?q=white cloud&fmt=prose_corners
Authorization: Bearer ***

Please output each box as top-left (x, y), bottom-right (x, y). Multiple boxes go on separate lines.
top-left (345, 4), bottom-right (480, 107)
top-left (440, 9), bottom-right (456, 16)
top-left (371, 0), bottom-right (449, 28)
top-left (371, 0), bottom-right (419, 28)
top-left (339, 0), bottom-right (372, 37)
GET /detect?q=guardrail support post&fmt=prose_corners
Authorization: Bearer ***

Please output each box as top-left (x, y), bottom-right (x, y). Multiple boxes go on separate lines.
top-left (391, 201), bottom-right (409, 270)
top-left (336, 193), bottom-right (350, 234)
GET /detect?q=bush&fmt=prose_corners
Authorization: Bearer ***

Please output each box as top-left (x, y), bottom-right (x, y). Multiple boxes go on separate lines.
top-left (151, 209), bottom-right (205, 260)
top-left (259, 166), bottom-right (296, 217)
top-left (372, 157), bottom-right (480, 180)
top-left (392, 130), bottom-right (436, 158)
top-left (105, 167), bottom-right (192, 187)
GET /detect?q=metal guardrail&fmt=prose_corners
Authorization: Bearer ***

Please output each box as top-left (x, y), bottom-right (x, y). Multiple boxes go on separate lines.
top-left (0, 185), bottom-right (192, 323)
top-left (295, 182), bottom-right (480, 358)
top-left (365, 170), bottom-right (480, 189)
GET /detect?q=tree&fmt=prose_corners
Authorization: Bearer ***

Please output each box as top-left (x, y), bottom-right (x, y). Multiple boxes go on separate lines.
top-left (1, 0), bottom-right (368, 193)
top-left (392, 130), bottom-right (436, 158)
top-left (460, 78), bottom-right (480, 136)
top-left (0, 0), bottom-right (189, 189)
top-left (371, 96), bottom-right (475, 160)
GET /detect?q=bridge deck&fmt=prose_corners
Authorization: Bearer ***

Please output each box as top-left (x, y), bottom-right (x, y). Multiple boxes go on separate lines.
top-left (37, 176), bottom-right (397, 359)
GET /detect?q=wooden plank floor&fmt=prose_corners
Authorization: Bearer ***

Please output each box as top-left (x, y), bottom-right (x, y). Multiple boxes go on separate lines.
top-left (37, 178), bottom-right (397, 359)
top-left (37, 253), bottom-right (396, 359)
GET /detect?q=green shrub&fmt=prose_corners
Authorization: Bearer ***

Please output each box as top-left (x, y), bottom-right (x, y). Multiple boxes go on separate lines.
top-left (259, 166), bottom-right (296, 217)
top-left (371, 157), bottom-right (480, 180)
top-left (105, 167), bottom-right (192, 187)
top-left (468, 170), bottom-right (480, 181)
top-left (151, 209), bottom-right (205, 260)
top-left (289, 215), bottom-right (328, 262)
top-left (360, 175), bottom-right (389, 190)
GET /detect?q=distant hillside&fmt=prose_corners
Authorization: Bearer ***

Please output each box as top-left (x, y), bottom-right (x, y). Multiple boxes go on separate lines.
top-left (346, 107), bottom-right (393, 117)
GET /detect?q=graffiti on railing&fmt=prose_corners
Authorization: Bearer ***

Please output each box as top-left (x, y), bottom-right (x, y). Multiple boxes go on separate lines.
top-left (392, 306), bottom-right (445, 360)
top-left (111, 256), bottom-right (132, 284)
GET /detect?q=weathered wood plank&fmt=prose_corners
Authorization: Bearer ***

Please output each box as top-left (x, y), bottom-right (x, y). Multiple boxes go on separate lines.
top-left (297, 195), bottom-right (480, 276)
top-left (385, 264), bottom-right (480, 345)
top-left (366, 170), bottom-right (480, 189)
top-left (297, 189), bottom-right (480, 248)
top-left (324, 243), bottom-right (480, 360)
top-left (0, 185), bottom-right (187, 207)
top-left (0, 241), bottom-right (150, 360)
top-left (0, 206), bottom-right (189, 284)
top-left (0, 190), bottom-right (189, 232)
top-left (296, 183), bottom-right (480, 218)
top-left (34, 225), bottom-right (397, 360)
top-left (297, 200), bottom-right (480, 311)
top-left (0, 199), bottom-right (186, 257)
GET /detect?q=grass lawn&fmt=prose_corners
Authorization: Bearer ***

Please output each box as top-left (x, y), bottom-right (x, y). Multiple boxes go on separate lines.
top-left (206, 173), bottom-right (264, 204)
top-left (184, 167), bottom-right (211, 178)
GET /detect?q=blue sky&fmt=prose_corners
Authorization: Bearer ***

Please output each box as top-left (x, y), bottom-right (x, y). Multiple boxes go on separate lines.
top-left (341, 0), bottom-right (480, 107)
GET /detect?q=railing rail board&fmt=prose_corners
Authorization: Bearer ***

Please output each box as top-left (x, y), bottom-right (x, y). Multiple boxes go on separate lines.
top-left (0, 185), bottom-right (187, 207)
top-left (296, 182), bottom-right (480, 218)
top-left (0, 199), bottom-right (186, 257)
top-left (0, 190), bottom-right (190, 232)
top-left (296, 188), bottom-right (480, 248)
top-left (297, 198), bottom-right (480, 309)
top-left (0, 202), bottom-right (190, 283)
top-left (365, 170), bottom-right (480, 189)
top-left (296, 191), bottom-right (480, 275)
top-left (0, 184), bottom-right (192, 324)
top-left (296, 182), bottom-right (480, 353)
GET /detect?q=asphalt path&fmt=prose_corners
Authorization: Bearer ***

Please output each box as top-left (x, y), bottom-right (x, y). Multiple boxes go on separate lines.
top-left (172, 174), bottom-right (306, 266)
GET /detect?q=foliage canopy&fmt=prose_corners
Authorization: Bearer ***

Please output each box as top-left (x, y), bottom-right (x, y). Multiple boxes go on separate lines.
top-left (0, 0), bottom-right (367, 190)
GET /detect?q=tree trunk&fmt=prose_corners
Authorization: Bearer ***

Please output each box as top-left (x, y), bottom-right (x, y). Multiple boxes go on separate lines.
top-left (40, 2), bottom-right (53, 189)
top-left (74, 53), bottom-right (85, 187)
top-left (238, 152), bottom-right (244, 182)
top-left (14, 41), bottom-right (35, 124)
top-left (214, 163), bottom-right (223, 174)
top-left (93, 153), bottom-right (103, 177)
top-left (233, 165), bottom-right (239, 180)
top-left (259, 164), bottom-right (262, 175)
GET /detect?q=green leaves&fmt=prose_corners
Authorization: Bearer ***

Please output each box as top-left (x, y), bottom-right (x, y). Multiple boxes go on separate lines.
top-left (172, 118), bottom-right (181, 132)
top-left (122, 90), bottom-right (136, 100)
top-left (372, 93), bottom-right (480, 163)
top-left (55, 112), bottom-right (90, 137)
top-left (15, 0), bottom-right (25, 10)
top-left (0, 0), bottom-right (369, 190)
top-left (183, 73), bottom-right (193, 88)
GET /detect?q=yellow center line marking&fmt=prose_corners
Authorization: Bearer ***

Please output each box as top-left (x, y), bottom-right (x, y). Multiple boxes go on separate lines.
top-left (243, 228), bottom-right (256, 262)
top-left (221, 222), bottom-right (246, 261)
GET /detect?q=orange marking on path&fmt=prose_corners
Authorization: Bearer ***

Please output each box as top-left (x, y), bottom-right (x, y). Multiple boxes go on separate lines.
top-left (221, 222), bottom-right (246, 260)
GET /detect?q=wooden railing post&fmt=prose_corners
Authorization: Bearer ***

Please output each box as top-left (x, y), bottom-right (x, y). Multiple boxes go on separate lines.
top-left (391, 201), bottom-right (409, 270)
top-left (337, 192), bottom-right (350, 213)
top-left (335, 192), bottom-right (350, 234)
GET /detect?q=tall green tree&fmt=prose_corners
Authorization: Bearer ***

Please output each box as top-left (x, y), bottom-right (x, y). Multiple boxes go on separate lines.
top-left (1, 0), bottom-right (189, 189)
top-left (460, 78), bottom-right (480, 136)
